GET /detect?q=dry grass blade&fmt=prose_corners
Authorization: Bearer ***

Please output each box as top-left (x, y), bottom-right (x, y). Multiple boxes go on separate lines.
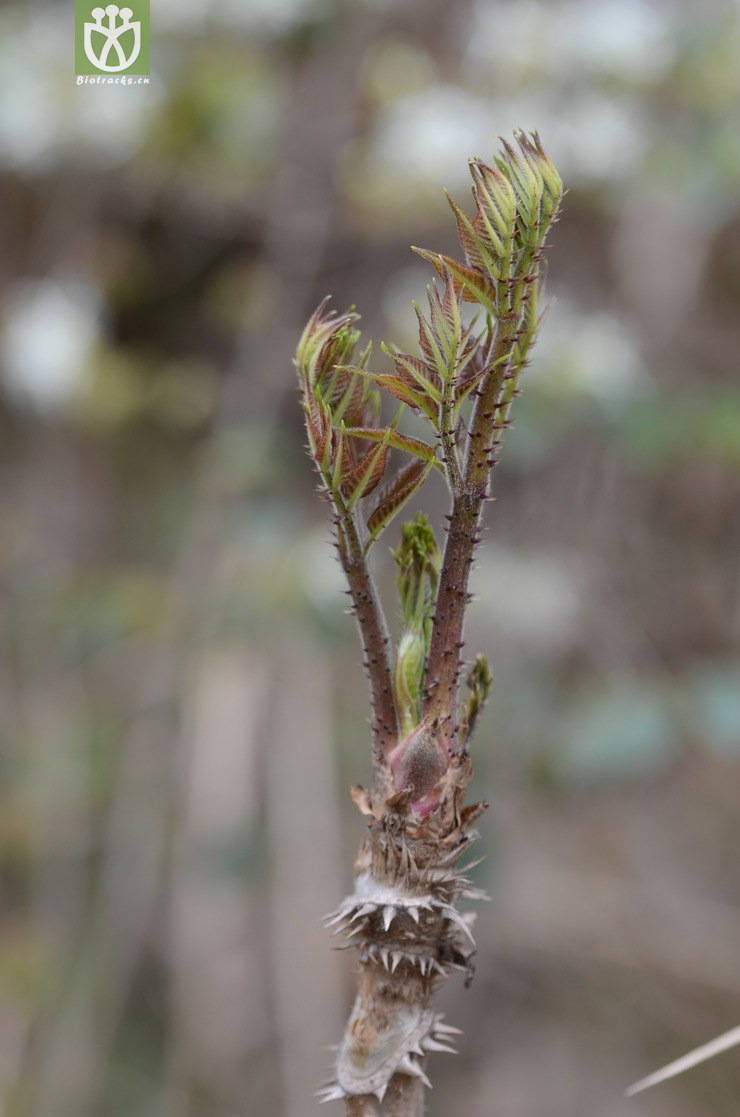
top-left (626, 1025), bottom-right (740, 1096)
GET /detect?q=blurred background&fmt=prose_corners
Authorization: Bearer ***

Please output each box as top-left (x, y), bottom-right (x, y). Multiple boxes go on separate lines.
top-left (1, 0), bottom-right (740, 1115)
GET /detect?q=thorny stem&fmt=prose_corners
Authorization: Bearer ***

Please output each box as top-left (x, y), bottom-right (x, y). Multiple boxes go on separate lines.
top-left (439, 348), bottom-right (463, 498)
top-left (299, 133), bottom-right (562, 1117)
top-left (423, 301), bottom-right (524, 732)
top-left (346, 1078), bottom-right (423, 1117)
top-left (335, 491), bottom-right (399, 759)
top-left (379, 1076), bottom-right (425, 1117)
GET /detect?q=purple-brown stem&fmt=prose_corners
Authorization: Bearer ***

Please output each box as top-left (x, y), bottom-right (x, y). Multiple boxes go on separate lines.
top-left (423, 308), bottom-right (524, 735)
top-left (336, 501), bottom-right (399, 759)
top-left (345, 1078), bottom-right (424, 1117)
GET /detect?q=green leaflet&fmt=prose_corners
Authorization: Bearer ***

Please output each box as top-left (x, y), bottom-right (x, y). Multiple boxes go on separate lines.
top-left (412, 249), bottom-right (498, 314)
top-left (342, 364), bottom-right (439, 422)
top-left (343, 426), bottom-right (442, 469)
top-left (411, 301), bottom-right (452, 384)
top-left (381, 345), bottom-right (443, 402)
top-left (446, 190), bottom-right (504, 269)
top-left (343, 428), bottom-right (391, 510)
top-left (331, 426), bottom-right (346, 492)
top-left (365, 459), bottom-right (434, 546)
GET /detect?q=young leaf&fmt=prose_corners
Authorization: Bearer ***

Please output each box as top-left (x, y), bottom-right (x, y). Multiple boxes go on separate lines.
top-left (318, 423), bottom-right (333, 474)
top-left (345, 366), bottom-right (439, 421)
top-left (412, 302), bottom-right (451, 383)
top-left (331, 426), bottom-right (347, 493)
top-left (446, 190), bottom-right (504, 271)
top-left (366, 459), bottom-right (433, 544)
top-left (461, 654), bottom-right (493, 744)
top-left (392, 512), bottom-right (441, 628)
top-left (411, 249), bottom-right (497, 313)
top-left (331, 368), bottom-right (366, 426)
top-left (343, 426), bottom-right (442, 469)
top-left (468, 160), bottom-right (516, 250)
top-left (381, 346), bottom-right (442, 402)
top-left (295, 298), bottom-right (360, 388)
top-left (304, 392), bottom-right (330, 459)
top-left (343, 431), bottom-right (391, 508)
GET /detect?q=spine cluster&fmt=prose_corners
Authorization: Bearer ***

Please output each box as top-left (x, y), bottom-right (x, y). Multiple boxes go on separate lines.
top-left (320, 807), bottom-right (486, 1104)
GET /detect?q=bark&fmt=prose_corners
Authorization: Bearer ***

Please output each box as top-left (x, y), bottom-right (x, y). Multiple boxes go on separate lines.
top-left (338, 511), bottom-right (398, 757)
top-left (319, 754), bottom-right (486, 1115)
top-left (423, 310), bottom-right (524, 733)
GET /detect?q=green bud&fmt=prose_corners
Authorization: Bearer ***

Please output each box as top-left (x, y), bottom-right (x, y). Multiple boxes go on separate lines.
top-left (295, 297), bottom-right (361, 389)
top-left (529, 132), bottom-right (562, 196)
top-left (462, 653), bottom-right (493, 744)
top-left (469, 160), bottom-right (517, 248)
top-left (392, 512), bottom-right (441, 629)
top-left (468, 653), bottom-right (492, 701)
top-left (394, 628), bottom-right (426, 736)
top-left (497, 131), bottom-right (562, 237)
top-left (392, 514), bottom-right (442, 733)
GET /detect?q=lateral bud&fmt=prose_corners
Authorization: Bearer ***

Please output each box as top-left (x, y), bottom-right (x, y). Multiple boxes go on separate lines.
top-left (388, 715), bottom-right (449, 816)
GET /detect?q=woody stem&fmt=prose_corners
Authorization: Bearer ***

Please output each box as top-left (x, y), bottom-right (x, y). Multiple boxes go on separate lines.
top-left (423, 299), bottom-right (524, 735)
top-left (335, 492), bottom-right (399, 760)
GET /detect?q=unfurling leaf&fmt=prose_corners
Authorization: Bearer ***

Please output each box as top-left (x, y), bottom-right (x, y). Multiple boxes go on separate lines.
top-left (496, 131), bottom-right (562, 234)
top-left (295, 298), bottom-right (361, 389)
top-left (366, 459), bottom-right (432, 544)
top-left (461, 654), bottom-right (493, 744)
top-left (342, 432), bottom-right (390, 507)
top-left (381, 346), bottom-right (442, 402)
top-left (304, 393), bottom-right (330, 459)
top-left (392, 513), bottom-right (441, 628)
top-left (394, 628), bottom-right (426, 735)
top-left (345, 366), bottom-right (439, 421)
top-left (329, 367), bottom-right (366, 426)
top-left (392, 513), bottom-right (442, 732)
top-left (467, 160), bottom-right (517, 254)
top-left (343, 426), bottom-right (441, 469)
top-left (411, 249), bottom-right (497, 313)
top-left (446, 188), bottom-right (505, 276)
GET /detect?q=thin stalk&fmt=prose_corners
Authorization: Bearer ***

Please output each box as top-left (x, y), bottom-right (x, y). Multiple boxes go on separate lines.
top-left (423, 296), bottom-right (524, 731)
top-left (334, 490), bottom-right (399, 758)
